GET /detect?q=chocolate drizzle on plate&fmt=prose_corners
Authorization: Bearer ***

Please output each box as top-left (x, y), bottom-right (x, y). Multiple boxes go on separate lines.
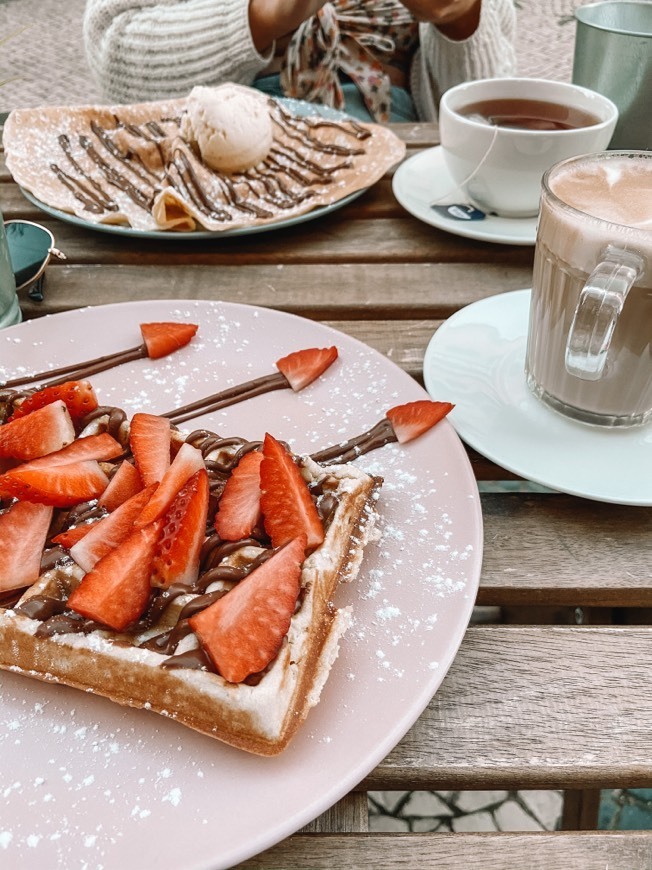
top-left (0, 346), bottom-right (146, 390)
top-left (311, 417), bottom-right (397, 464)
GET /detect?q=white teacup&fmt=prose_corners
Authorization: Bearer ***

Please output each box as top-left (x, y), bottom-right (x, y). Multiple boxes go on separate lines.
top-left (439, 77), bottom-right (618, 218)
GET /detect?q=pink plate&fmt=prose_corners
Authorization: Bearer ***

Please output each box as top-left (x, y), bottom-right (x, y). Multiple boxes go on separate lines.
top-left (0, 300), bottom-right (482, 869)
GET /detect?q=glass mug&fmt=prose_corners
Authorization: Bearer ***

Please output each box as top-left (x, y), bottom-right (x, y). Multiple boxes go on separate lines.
top-left (525, 151), bottom-right (652, 427)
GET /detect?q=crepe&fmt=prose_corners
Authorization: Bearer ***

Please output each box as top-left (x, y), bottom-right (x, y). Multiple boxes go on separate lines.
top-left (3, 93), bottom-right (406, 233)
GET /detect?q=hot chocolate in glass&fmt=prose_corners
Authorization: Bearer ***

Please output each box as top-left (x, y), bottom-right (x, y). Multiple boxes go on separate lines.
top-left (525, 151), bottom-right (652, 427)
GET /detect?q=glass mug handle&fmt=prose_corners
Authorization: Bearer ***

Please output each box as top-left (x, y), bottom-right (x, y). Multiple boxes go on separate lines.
top-left (565, 246), bottom-right (644, 381)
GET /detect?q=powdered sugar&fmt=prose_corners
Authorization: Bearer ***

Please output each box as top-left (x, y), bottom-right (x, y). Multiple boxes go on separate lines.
top-left (0, 299), bottom-right (481, 869)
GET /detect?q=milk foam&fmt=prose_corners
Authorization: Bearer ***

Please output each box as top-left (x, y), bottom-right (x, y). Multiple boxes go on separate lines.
top-left (550, 156), bottom-right (652, 230)
top-left (542, 154), bottom-right (652, 281)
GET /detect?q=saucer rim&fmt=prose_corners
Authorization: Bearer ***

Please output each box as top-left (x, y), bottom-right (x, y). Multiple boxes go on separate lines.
top-left (392, 146), bottom-right (538, 246)
top-left (423, 288), bottom-right (652, 506)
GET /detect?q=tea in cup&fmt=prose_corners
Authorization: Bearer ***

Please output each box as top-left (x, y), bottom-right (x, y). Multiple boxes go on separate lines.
top-left (439, 78), bottom-right (619, 218)
top-left (525, 150), bottom-right (652, 427)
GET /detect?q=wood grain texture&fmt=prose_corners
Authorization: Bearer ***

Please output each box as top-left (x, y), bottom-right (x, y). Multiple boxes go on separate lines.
top-left (3, 215), bottom-right (536, 267)
top-left (467, 449), bottom-right (525, 481)
top-left (18, 262), bottom-right (533, 320)
top-left (561, 789), bottom-right (602, 831)
top-left (390, 122), bottom-right (440, 147)
top-left (300, 794), bottom-right (369, 834)
top-left (362, 625), bottom-right (652, 790)
top-left (478, 494), bottom-right (652, 606)
top-left (236, 831), bottom-right (652, 869)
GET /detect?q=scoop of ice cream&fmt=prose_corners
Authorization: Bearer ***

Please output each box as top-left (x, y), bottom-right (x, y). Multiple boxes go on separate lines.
top-left (180, 84), bottom-right (273, 174)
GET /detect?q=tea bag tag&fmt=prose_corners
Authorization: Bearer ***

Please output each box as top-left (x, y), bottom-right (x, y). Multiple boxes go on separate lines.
top-left (431, 204), bottom-right (486, 221)
top-left (430, 125), bottom-right (499, 216)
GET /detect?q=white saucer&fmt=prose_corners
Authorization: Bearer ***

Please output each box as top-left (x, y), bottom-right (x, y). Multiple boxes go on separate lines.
top-left (392, 146), bottom-right (538, 246)
top-left (423, 289), bottom-right (652, 505)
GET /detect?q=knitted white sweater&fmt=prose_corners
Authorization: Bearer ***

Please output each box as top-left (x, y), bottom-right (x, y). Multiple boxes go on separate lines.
top-left (83, 0), bottom-right (516, 121)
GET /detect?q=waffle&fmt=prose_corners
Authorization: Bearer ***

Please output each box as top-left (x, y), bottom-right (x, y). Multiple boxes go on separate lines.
top-left (0, 453), bottom-right (379, 755)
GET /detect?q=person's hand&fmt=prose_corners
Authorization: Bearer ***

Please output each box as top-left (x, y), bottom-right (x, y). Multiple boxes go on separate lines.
top-left (400, 0), bottom-right (482, 40)
top-left (249, 0), bottom-right (328, 53)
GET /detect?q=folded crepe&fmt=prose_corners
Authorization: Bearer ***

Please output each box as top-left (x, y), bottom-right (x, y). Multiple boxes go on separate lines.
top-left (3, 94), bottom-right (406, 233)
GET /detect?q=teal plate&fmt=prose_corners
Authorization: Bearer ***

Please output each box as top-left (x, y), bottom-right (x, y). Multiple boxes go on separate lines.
top-left (19, 186), bottom-right (365, 240)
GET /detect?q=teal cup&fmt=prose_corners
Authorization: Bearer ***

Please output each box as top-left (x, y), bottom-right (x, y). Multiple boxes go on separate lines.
top-left (572, 1), bottom-right (652, 150)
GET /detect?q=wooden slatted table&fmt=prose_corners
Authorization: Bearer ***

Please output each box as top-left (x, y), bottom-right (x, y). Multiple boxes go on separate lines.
top-left (2, 124), bottom-right (652, 869)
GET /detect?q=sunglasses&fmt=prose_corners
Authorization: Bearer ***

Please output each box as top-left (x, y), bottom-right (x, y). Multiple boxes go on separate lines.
top-left (4, 220), bottom-right (66, 302)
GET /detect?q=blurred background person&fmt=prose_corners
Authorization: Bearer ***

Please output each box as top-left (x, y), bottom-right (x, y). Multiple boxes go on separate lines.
top-left (83, 0), bottom-right (516, 121)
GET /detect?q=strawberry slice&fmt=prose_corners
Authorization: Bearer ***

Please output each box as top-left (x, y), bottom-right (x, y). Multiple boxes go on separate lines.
top-left (130, 413), bottom-right (171, 486)
top-left (0, 400), bottom-right (75, 461)
top-left (140, 322), bottom-right (198, 360)
top-left (98, 460), bottom-right (143, 511)
top-left (214, 451), bottom-right (263, 541)
top-left (134, 442), bottom-right (205, 528)
top-left (151, 468), bottom-right (209, 588)
top-left (276, 346), bottom-right (338, 392)
top-left (0, 460), bottom-right (109, 507)
top-left (260, 433), bottom-right (324, 553)
top-left (70, 484), bottom-right (157, 573)
top-left (67, 520), bottom-right (163, 631)
top-left (52, 523), bottom-right (97, 549)
top-left (24, 432), bottom-right (123, 469)
top-left (386, 400), bottom-right (455, 444)
top-left (189, 535), bottom-right (305, 683)
top-left (0, 501), bottom-right (53, 593)
top-left (9, 380), bottom-right (98, 423)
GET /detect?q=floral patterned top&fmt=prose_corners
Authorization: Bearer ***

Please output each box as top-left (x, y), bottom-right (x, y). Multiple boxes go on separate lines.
top-left (279, 0), bottom-right (419, 122)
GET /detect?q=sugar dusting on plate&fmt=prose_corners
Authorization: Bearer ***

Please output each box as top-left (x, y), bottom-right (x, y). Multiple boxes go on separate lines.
top-left (0, 299), bottom-right (480, 868)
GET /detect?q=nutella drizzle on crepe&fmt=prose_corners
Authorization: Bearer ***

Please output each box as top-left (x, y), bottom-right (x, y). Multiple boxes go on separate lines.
top-left (47, 101), bottom-right (371, 227)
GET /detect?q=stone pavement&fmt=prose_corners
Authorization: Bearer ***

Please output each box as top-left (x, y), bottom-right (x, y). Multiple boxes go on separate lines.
top-left (2, 0), bottom-right (651, 836)
top-left (370, 788), bottom-right (652, 833)
top-left (369, 790), bottom-right (564, 833)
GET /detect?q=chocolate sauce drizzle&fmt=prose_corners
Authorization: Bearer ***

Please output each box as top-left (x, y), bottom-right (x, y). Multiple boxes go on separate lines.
top-left (163, 372), bottom-right (289, 425)
top-left (1, 346), bottom-right (146, 389)
top-left (166, 148), bottom-right (233, 221)
top-left (90, 120), bottom-right (160, 186)
top-left (310, 417), bottom-right (397, 464)
top-left (0, 388), bottom-right (33, 423)
top-left (2, 404), bottom-right (390, 681)
top-left (78, 134), bottom-right (154, 211)
top-left (273, 102), bottom-right (371, 148)
top-left (2, 357), bottom-right (289, 427)
top-left (0, 588), bottom-right (25, 609)
top-left (52, 132), bottom-right (119, 215)
top-left (14, 594), bottom-right (106, 639)
top-left (79, 406), bottom-right (129, 444)
top-left (44, 99), bottom-right (370, 227)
